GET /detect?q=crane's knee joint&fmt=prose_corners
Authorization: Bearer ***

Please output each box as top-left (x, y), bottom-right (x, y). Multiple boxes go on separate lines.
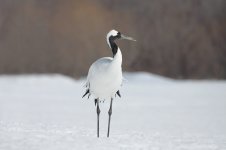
top-left (108, 109), bottom-right (112, 116)
top-left (97, 107), bottom-right (100, 115)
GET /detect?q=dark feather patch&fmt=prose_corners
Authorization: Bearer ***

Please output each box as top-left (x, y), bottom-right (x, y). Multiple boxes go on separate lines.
top-left (82, 89), bottom-right (89, 98)
top-left (94, 99), bottom-right (97, 106)
top-left (116, 90), bottom-right (121, 98)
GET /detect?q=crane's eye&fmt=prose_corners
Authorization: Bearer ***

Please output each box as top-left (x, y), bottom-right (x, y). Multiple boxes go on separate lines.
top-left (117, 32), bottom-right (121, 38)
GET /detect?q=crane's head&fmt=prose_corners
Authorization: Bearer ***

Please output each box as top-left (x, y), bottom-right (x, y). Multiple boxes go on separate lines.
top-left (106, 29), bottom-right (136, 48)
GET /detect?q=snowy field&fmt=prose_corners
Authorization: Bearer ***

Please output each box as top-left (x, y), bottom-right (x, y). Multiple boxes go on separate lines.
top-left (0, 72), bottom-right (226, 150)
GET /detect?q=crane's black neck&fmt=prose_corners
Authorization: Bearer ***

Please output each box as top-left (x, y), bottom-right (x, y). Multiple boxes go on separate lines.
top-left (109, 36), bottom-right (118, 57)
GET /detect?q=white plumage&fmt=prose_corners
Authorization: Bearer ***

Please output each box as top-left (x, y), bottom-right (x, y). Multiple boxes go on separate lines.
top-left (87, 47), bottom-right (122, 100)
top-left (83, 29), bottom-right (135, 137)
top-left (86, 30), bottom-right (122, 100)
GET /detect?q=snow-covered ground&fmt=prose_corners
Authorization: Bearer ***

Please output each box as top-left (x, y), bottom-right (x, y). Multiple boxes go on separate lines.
top-left (0, 72), bottom-right (226, 150)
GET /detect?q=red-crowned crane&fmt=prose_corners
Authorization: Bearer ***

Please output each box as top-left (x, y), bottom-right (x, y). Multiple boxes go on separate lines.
top-left (83, 29), bottom-right (136, 137)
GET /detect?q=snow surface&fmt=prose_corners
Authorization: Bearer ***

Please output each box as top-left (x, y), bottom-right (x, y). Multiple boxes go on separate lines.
top-left (0, 72), bottom-right (226, 150)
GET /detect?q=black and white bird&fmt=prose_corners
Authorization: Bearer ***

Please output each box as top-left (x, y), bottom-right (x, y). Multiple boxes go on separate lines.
top-left (82, 29), bottom-right (136, 137)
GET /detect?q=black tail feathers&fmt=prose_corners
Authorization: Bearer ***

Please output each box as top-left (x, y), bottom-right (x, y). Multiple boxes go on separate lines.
top-left (116, 90), bottom-right (121, 98)
top-left (82, 89), bottom-right (90, 98)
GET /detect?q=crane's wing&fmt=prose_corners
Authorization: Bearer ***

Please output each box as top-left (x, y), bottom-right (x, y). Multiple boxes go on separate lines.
top-left (82, 57), bottom-right (113, 99)
top-left (82, 57), bottom-right (123, 99)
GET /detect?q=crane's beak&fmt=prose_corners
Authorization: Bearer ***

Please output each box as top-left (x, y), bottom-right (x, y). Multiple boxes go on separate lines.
top-left (121, 34), bottom-right (136, 41)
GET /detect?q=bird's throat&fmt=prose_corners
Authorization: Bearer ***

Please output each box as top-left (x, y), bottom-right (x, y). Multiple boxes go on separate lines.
top-left (109, 39), bottom-right (118, 57)
top-left (108, 37), bottom-right (122, 65)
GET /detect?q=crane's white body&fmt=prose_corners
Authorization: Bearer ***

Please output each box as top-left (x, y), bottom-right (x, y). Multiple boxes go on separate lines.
top-left (86, 48), bottom-right (122, 100)
top-left (83, 29), bottom-right (135, 137)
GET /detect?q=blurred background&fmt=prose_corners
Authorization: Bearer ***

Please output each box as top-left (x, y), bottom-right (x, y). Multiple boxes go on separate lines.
top-left (0, 0), bottom-right (226, 79)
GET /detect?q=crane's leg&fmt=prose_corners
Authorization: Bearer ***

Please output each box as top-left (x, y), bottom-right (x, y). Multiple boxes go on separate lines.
top-left (107, 98), bottom-right (113, 137)
top-left (96, 98), bottom-right (100, 137)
